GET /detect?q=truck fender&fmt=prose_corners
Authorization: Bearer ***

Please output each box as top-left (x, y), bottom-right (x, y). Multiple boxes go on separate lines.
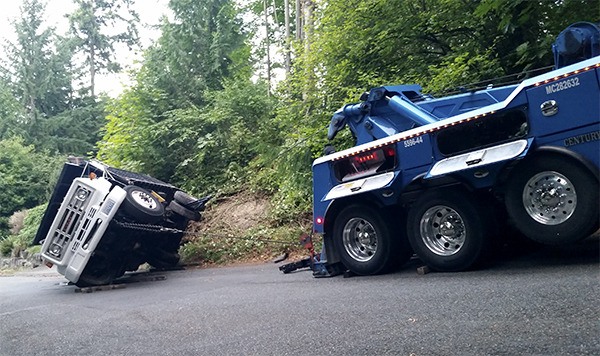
top-left (493, 144), bottom-right (599, 199)
top-left (508, 145), bottom-right (599, 182)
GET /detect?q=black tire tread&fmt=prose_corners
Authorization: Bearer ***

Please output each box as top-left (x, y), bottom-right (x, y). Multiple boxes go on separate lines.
top-left (169, 200), bottom-right (201, 221)
top-left (505, 155), bottom-right (599, 245)
top-left (407, 189), bottom-right (493, 272)
top-left (333, 204), bottom-right (411, 275)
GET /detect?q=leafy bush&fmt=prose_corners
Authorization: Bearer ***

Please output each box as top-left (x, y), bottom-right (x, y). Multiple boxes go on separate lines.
top-left (0, 239), bottom-right (13, 257)
top-left (1, 204), bottom-right (47, 257)
top-left (0, 137), bottom-right (63, 218)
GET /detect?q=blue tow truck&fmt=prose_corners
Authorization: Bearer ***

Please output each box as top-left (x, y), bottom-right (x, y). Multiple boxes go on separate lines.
top-left (310, 22), bottom-right (600, 276)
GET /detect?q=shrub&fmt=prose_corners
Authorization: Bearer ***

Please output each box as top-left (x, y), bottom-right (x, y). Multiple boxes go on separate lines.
top-left (0, 204), bottom-right (47, 257)
top-left (8, 210), bottom-right (27, 235)
top-left (0, 238), bottom-right (13, 257)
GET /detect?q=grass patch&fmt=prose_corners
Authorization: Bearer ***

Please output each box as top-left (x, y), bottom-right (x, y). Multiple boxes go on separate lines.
top-left (180, 224), bottom-right (309, 265)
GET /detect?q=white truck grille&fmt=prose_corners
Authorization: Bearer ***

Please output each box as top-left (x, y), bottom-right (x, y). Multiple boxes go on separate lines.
top-left (46, 184), bottom-right (93, 260)
top-left (70, 207), bottom-right (97, 252)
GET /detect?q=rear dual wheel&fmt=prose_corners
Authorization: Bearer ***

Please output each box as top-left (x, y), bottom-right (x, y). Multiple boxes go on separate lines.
top-left (407, 189), bottom-right (493, 272)
top-left (333, 205), bottom-right (411, 275)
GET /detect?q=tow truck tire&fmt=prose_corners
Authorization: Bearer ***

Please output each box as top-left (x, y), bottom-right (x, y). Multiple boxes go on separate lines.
top-left (122, 185), bottom-right (165, 223)
top-left (333, 205), bottom-right (410, 275)
top-left (168, 200), bottom-right (201, 221)
top-left (174, 190), bottom-right (197, 206)
top-left (407, 189), bottom-right (492, 272)
top-left (505, 155), bottom-right (599, 245)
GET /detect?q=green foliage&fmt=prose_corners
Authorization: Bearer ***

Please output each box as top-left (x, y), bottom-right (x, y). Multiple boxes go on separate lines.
top-left (294, 0), bottom-right (598, 102)
top-left (180, 225), bottom-right (304, 264)
top-left (151, 78), bottom-right (276, 195)
top-left (0, 204), bottom-right (46, 257)
top-left (68, 0), bottom-right (139, 96)
top-left (179, 237), bottom-right (223, 264)
top-left (2, 0), bottom-right (73, 123)
top-left (37, 100), bottom-right (107, 155)
top-left (15, 205), bottom-right (46, 245)
top-left (98, 0), bottom-right (254, 191)
top-left (99, 77), bottom-right (273, 190)
top-left (138, 0), bottom-right (246, 108)
top-left (96, 86), bottom-right (162, 172)
top-left (0, 80), bottom-right (27, 140)
top-left (0, 0), bottom-right (105, 157)
top-left (0, 137), bottom-right (63, 218)
top-left (474, 0), bottom-right (599, 73)
top-left (305, 0), bottom-right (483, 103)
top-left (252, 107), bottom-right (327, 222)
top-left (425, 51), bottom-right (504, 94)
top-left (0, 239), bottom-right (13, 257)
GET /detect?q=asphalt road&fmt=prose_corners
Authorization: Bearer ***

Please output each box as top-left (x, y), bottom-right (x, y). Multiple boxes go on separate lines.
top-left (1, 237), bottom-right (598, 356)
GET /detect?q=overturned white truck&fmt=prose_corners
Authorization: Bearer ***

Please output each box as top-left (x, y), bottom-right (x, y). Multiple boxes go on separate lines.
top-left (33, 159), bottom-right (209, 287)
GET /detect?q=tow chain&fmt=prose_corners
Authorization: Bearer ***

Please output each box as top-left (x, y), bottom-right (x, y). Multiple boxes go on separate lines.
top-left (114, 220), bottom-right (182, 234)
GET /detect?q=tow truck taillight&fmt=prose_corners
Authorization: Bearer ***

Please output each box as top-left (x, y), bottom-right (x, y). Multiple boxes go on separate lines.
top-left (333, 144), bottom-right (397, 182)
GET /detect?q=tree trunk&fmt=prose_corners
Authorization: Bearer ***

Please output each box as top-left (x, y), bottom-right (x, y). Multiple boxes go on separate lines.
top-left (271, 0), bottom-right (279, 24)
top-left (302, 0), bottom-right (314, 101)
top-left (284, 0), bottom-right (291, 73)
top-left (304, 0), bottom-right (313, 50)
top-left (90, 44), bottom-right (96, 98)
top-left (295, 0), bottom-right (302, 40)
top-left (264, 0), bottom-right (271, 95)
top-left (29, 95), bottom-right (37, 125)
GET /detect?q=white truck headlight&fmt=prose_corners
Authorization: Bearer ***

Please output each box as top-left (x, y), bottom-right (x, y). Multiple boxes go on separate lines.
top-left (75, 187), bottom-right (89, 201)
top-left (48, 243), bottom-right (62, 257)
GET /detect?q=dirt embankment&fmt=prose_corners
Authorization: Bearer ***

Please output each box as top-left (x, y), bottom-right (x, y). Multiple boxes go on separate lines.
top-left (183, 191), bottom-right (308, 265)
top-left (195, 192), bottom-right (271, 234)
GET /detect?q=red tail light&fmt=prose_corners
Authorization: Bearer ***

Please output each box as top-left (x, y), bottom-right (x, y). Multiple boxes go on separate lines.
top-left (333, 144), bottom-right (397, 182)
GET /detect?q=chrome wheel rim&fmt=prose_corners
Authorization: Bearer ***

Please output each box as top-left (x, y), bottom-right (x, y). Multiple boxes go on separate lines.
top-left (522, 171), bottom-right (576, 225)
top-left (420, 205), bottom-right (466, 256)
top-left (342, 217), bottom-right (378, 262)
top-left (131, 190), bottom-right (158, 210)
